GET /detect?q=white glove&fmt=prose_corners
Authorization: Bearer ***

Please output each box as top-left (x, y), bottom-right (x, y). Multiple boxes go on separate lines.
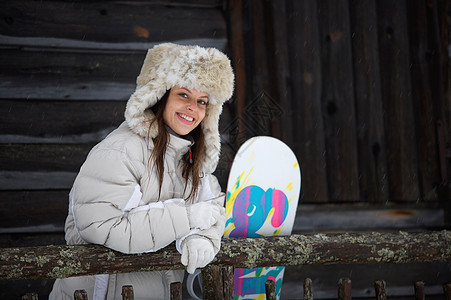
top-left (187, 202), bottom-right (224, 230)
top-left (181, 237), bottom-right (215, 274)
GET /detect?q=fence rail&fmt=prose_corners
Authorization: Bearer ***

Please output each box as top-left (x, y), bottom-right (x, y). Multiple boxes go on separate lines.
top-left (2, 231), bottom-right (451, 298)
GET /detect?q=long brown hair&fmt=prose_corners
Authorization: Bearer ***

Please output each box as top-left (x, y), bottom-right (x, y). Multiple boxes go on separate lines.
top-left (148, 89), bottom-right (206, 202)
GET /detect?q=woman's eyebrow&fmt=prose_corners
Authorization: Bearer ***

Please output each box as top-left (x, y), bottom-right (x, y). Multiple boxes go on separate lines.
top-left (179, 88), bottom-right (192, 94)
top-left (180, 87), bottom-right (209, 99)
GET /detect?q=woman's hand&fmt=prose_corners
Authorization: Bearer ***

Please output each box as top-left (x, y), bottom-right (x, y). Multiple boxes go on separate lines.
top-left (181, 237), bottom-right (215, 274)
top-left (187, 202), bottom-right (224, 230)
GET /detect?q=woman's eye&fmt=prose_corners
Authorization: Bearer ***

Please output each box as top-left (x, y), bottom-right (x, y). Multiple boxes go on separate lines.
top-left (198, 100), bottom-right (208, 106)
top-left (179, 93), bottom-right (188, 99)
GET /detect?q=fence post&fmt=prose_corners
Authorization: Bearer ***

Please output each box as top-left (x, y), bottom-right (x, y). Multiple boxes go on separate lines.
top-left (222, 265), bottom-right (234, 299)
top-left (444, 282), bottom-right (451, 300)
top-left (265, 279), bottom-right (276, 300)
top-left (21, 293), bottom-right (38, 300)
top-left (74, 290), bottom-right (88, 300)
top-left (303, 278), bottom-right (313, 300)
top-left (201, 265), bottom-right (234, 300)
top-left (121, 285), bottom-right (134, 300)
top-left (170, 282), bottom-right (182, 300)
top-left (414, 281), bottom-right (425, 300)
top-left (338, 278), bottom-right (351, 300)
top-left (374, 280), bottom-right (386, 300)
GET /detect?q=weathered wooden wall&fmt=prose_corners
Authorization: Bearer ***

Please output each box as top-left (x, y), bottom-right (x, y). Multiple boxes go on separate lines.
top-left (1, 0), bottom-right (450, 246)
top-left (0, 0), bottom-right (227, 243)
top-left (1, 0), bottom-right (450, 299)
top-left (224, 0), bottom-right (450, 207)
top-left (0, 1), bottom-right (227, 297)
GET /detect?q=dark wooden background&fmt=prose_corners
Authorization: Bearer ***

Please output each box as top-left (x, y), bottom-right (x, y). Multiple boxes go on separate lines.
top-left (0, 0), bottom-right (450, 298)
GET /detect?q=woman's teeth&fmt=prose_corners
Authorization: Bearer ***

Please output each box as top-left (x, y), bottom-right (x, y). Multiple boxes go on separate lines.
top-left (178, 113), bottom-right (193, 122)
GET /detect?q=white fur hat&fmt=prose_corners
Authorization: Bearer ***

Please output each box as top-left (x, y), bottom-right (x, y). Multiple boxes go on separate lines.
top-left (125, 43), bottom-right (235, 173)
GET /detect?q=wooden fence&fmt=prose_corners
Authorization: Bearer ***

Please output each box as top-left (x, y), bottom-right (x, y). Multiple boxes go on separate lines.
top-left (2, 231), bottom-right (451, 299)
top-left (18, 279), bottom-right (451, 300)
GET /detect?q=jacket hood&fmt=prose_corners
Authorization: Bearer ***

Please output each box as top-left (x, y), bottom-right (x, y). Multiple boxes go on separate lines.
top-left (125, 43), bottom-right (235, 173)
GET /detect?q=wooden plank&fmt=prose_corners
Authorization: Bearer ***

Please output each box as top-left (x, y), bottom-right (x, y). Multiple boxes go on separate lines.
top-left (170, 282), bottom-right (182, 300)
top-left (437, 0), bottom-right (450, 130)
top-left (0, 74), bottom-right (135, 100)
top-left (0, 1), bottom-right (226, 46)
top-left (376, 0), bottom-right (420, 202)
top-left (406, 0), bottom-right (442, 202)
top-left (265, 279), bottom-right (276, 300)
top-left (92, 0), bottom-right (222, 7)
top-left (0, 190), bottom-right (68, 230)
top-left (374, 280), bottom-right (387, 300)
top-left (0, 48), bottom-right (145, 80)
top-left (338, 278), bottom-right (351, 300)
top-left (0, 144), bottom-right (92, 172)
top-left (317, 0), bottom-right (360, 202)
top-left (444, 282), bottom-right (451, 300)
top-left (1, 231), bottom-right (450, 280)
top-left (21, 293), bottom-right (38, 300)
top-left (268, 1), bottom-right (292, 144)
top-left (0, 171), bottom-right (76, 190)
top-left (293, 205), bottom-right (444, 232)
top-left (226, 0), bottom-right (247, 143)
top-left (244, 0), bottom-right (281, 137)
top-left (303, 278), bottom-right (313, 300)
top-left (121, 285), bottom-right (134, 300)
top-left (202, 265), bottom-right (225, 299)
top-left (414, 281), bottom-right (425, 300)
top-left (0, 278), bottom-right (55, 300)
top-left (348, 0), bottom-right (389, 203)
top-left (0, 232), bottom-right (65, 248)
top-left (0, 35), bottom-right (228, 52)
top-left (0, 100), bottom-right (125, 141)
top-left (222, 266), bottom-right (234, 300)
top-left (74, 290), bottom-right (88, 300)
top-left (279, 0), bottom-right (329, 203)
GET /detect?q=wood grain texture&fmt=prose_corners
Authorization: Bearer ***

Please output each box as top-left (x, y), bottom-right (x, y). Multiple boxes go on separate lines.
top-left (406, 0), bottom-right (443, 202)
top-left (1, 231), bottom-right (450, 280)
top-left (317, 0), bottom-right (360, 202)
top-left (377, 0), bottom-right (420, 202)
top-left (0, 144), bottom-right (92, 171)
top-left (275, 0), bottom-right (329, 203)
top-left (0, 100), bottom-right (125, 141)
top-left (0, 190), bottom-right (68, 230)
top-left (0, 1), bottom-right (226, 44)
top-left (349, 0), bottom-right (389, 203)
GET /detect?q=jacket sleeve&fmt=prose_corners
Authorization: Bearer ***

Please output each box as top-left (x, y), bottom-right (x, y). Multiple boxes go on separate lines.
top-left (70, 146), bottom-right (191, 254)
top-left (178, 174), bottom-right (226, 254)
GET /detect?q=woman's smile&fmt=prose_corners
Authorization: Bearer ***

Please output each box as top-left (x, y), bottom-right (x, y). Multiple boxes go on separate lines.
top-left (177, 112), bottom-right (195, 123)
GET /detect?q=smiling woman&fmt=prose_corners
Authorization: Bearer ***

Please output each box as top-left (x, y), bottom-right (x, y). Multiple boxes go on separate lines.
top-left (49, 43), bottom-right (235, 300)
top-left (163, 86), bottom-right (209, 136)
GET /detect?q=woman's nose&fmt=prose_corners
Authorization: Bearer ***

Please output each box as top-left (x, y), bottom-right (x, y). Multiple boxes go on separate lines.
top-left (187, 99), bottom-right (197, 111)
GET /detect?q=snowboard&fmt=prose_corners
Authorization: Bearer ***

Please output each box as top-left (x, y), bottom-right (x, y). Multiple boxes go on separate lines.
top-left (223, 136), bottom-right (301, 299)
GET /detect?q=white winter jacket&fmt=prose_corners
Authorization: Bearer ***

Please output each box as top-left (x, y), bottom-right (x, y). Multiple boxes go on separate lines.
top-left (50, 122), bottom-right (226, 299)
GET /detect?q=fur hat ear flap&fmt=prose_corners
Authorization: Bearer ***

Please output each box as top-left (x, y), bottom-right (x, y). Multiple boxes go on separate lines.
top-left (201, 103), bottom-right (224, 173)
top-left (124, 82), bottom-right (167, 138)
top-left (125, 43), bottom-right (235, 173)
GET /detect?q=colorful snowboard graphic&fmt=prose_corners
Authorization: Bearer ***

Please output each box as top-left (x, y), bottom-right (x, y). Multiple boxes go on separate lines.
top-left (224, 136), bottom-right (301, 299)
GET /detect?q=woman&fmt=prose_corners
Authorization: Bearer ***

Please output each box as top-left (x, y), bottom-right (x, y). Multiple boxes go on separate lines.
top-left (49, 43), bottom-right (234, 299)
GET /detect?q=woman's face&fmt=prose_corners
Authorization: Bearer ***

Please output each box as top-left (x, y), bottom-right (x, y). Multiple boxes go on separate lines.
top-left (163, 85), bottom-right (209, 136)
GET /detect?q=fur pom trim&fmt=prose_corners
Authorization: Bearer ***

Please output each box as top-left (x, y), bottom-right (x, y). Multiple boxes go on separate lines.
top-left (124, 43), bottom-right (234, 173)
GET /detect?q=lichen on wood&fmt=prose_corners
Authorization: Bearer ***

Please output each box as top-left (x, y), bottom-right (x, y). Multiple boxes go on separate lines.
top-left (1, 231), bottom-right (450, 280)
